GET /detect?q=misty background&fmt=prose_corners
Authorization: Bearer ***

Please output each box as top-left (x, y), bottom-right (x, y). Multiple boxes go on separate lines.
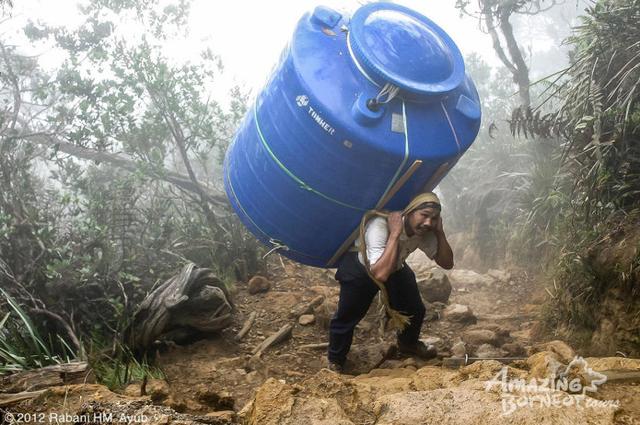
top-left (1, 0), bottom-right (638, 385)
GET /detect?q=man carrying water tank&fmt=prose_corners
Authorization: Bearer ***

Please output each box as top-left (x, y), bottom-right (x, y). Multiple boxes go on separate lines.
top-left (328, 192), bottom-right (454, 373)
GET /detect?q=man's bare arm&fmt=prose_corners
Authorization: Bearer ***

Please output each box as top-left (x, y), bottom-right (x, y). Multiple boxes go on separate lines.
top-left (433, 216), bottom-right (454, 269)
top-left (369, 212), bottom-right (403, 282)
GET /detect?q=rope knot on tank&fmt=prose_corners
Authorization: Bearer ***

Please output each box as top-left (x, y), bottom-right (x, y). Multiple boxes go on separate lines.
top-left (367, 83), bottom-right (400, 111)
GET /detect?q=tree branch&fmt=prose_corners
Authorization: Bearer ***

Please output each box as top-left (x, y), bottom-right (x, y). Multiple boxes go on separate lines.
top-left (141, 75), bottom-right (221, 229)
top-left (20, 132), bottom-right (229, 209)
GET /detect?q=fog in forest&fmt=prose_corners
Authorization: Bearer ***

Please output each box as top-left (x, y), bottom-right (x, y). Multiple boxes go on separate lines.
top-left (1, 0), bottom-right (639, 422)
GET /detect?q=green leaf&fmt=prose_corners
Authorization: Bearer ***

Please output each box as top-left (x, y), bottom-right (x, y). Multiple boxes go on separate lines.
top-left (0, 288), bottom-right (51, 359)
top-left (0, 312), bottom-right (10, 330)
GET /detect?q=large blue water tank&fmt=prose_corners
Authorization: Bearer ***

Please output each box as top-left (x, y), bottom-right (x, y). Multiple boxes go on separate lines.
top-left (223, 2), bottom-right (481, 268)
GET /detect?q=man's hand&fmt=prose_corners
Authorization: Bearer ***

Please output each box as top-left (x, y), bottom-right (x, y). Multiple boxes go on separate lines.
top-left (433, 215), bottom-right (454, 270)
top-left (387, 212), bottom-right (403, 238)
top-left (434, 215), bottom-right (444, 235)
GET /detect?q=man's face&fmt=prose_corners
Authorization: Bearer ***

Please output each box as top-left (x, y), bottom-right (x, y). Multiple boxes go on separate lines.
top-left (406, 207), bottom-right (440, 236)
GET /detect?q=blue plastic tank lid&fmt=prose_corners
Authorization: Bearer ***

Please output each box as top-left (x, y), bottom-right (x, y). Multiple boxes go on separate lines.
top-left (349, 2), bottom-right (465, 98)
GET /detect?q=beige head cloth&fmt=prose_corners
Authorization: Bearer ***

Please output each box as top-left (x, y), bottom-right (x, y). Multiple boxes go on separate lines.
top-left (403, 192), bottom-right (441, 215)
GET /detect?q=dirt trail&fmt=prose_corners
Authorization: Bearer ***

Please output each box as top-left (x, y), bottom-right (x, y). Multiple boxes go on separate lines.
top-left (154, 254), bottom-right (546, 412)
top-left (5, 256), bottom-right (639, 424)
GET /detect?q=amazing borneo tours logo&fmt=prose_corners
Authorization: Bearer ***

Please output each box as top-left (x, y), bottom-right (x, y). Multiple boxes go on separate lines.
top-left (484, 356), bottom-right (620, 416)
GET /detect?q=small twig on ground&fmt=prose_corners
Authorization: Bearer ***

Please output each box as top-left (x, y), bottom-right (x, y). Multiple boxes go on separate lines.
top-left (289, 295), bottom-right (325, 319)
top-left (235, 311), bottom-right (257, 341)
top-left (298, 342), bottom-right (329, 350)
top-left (251, 324), bottom-right (293, 357)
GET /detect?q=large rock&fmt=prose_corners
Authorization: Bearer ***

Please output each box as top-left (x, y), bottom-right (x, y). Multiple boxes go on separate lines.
top-left (526, 351), bottom-right (566, 379)
top-left (449, 269), bottom-right (495, 287)
top-left (583, 357), bottom-right (640, 371)
top-left (417, 269), bottom-right (452, 303)
top-left (242, 359), bottom-right (618, 425)
top-left (347, 342), bottom-right (395, 375)
top-left (196, 388), bottom-right (234, 410)
top-left (474, 324), bottom-right (511, 345)
top-left (486, 269), bottom-right (511, 282)
top-left (241, 373), bottom-right (358, 425)
top-left (248, 275), bottom-right (271, 295)
top-left (451, 341), bottom-right (466, 358)
top-left (474, 344), bottom-right (506, 359)
top-left (298, 314), bottom-right (315, 326)
top-left (442, 304), bottom-right (477, 324)
top-left (313, 296), bottom-right (339, 330)
top-left (25, 383), bottom-right (236, 425)
top-left (146, 379), bottom-right (170, 403)
top-left (405, 250), bottom-right (435, 276)
top-left (462, 329), bottom-right (498, 346)
top-left (372, 386), bottom-right (615, 424)
top-left (501, 342), bottom-right (527, 357)
top-left (529, 340), bottom-right (576, 363)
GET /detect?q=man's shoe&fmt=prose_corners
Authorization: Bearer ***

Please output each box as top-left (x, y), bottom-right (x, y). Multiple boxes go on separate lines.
top-left (328, 361), bottom-right (345, 374)
top-left (397, 341), bottom-right (438, 360)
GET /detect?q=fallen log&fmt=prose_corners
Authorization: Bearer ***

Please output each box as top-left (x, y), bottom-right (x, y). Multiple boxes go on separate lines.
top-left (289, 295), bottom-right (324, 319)
top-left (0, 390), bottom-right (46, 407)
top-left (252, 324), bottom-right (293, 357)
top-left (0, 362), bottom-right (91, 393)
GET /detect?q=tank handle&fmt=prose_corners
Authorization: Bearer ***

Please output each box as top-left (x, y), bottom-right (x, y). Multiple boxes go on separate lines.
top-left (351, 83), bottom-right (400, 126)
top-left (351, 93), bottom-right (384, 126)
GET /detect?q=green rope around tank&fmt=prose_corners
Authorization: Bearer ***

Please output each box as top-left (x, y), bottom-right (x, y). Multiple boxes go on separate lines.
top-left (355, 101), bottom-right (413, 332)
top-left (358, 209), bottom-right (411, 332)
top-left (225, 163), bottom-right (324, 260)
top-left (254, 103), bottom-right (366, 212)
top-left (377, 100), bottom-right (409, 209)
top-left (225, 162), bottom-right (274, 242)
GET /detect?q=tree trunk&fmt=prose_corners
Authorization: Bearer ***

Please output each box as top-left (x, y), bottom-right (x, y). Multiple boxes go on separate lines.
top-left (127, 263), bottom-right (234, 351)
top-left (0, 362), bottom-right (92, 393)
top-left (498, 10), bottom-right (531, 107)
top-left (481, 2), bottom-right (531, 108)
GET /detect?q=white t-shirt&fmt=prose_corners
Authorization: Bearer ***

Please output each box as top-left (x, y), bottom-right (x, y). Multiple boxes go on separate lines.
top-left (355, 216), bottom-right (438, 270)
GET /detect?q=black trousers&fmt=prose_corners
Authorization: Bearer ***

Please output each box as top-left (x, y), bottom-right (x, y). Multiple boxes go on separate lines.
top-left (327, 252), bottom-right (426, 365)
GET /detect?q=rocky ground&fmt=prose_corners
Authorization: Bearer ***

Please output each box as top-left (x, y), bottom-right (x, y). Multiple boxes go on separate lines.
top-left (2, 254), bottom-right (639, 424)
